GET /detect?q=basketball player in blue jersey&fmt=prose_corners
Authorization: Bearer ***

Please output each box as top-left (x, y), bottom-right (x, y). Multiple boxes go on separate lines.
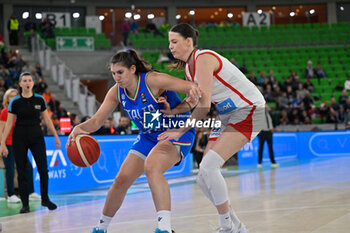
top-left (67, 49), bottom-right (201, 233)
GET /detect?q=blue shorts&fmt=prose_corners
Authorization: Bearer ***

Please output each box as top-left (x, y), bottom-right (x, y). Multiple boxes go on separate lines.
top-left (129, 128), bottom-right (195, 166)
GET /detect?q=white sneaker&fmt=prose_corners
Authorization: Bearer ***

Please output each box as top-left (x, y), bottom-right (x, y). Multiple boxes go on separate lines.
top-left (29, 192), bottom-right (41, 201)
top-left (229, 209), bottom-right (249, 233)
top-left (236, 223), bottom-right (249, 233)
top-left (7, 195), bottom-right (21, 203)
top-left (213, 226), bottom-right (236, 233)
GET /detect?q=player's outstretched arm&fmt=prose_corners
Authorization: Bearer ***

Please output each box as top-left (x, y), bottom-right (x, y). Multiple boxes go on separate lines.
top-left (67, 85), bottom-right (119, 147)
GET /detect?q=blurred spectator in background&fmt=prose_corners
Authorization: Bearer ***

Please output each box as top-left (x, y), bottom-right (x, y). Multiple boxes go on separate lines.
top-left (130, 20), bottom-right (139, 33)
top-left (257, 104), bottom-right (279, 168)
top-left (24, 17), bottom-right (36, 32)
top-left (48, 94), bottom-right (60, 117)
top-left (7, 14), bottom-right (19, 46)
top-left (36, 77), bottom-right (47, 94)
top-left (41, 17), bottom-right (55, 39)
top-left (337, 105), bottom-right (345, 123)
top-left (146, 21), bottom-right (164, 37)
top-left (248, 71), bottom-right (257, 85)
top-left (267, 70), bottom-right (276, 83)
top-left (315, 63), bottom-right (326, 78)
top-left (56, 104), bottom-right (68, 119)
top-left (344, 103), bottom-right (350, 128)
top-left (329, 97), bottom-right (340, 113)
top-left (257, 71), bottom-right (266, 88)
top-left (70, 113), bottom-right (79, 129)
top-left (121, 19), bottom-right (130, 46)
top-left (115, 116), bottom-right (132, 135)
top-left (305, 60), bottom-right (316, 79)
top-left (34, 62), bottom-right (42, 78)
top-left (27, 29), bottom-right (36, 52)
top-left (21, 61), bottom-right (33, 74)
top-left (157, 49), bottom-right (171, 63)
top-left (279, 108), bottom-right (289, 125)
top-left (230, 58), bottom-right (239, 69)
top-left (42, 88), bottom-right (51, 103)
top-left (1, 48), bottom-right (9, 67)
top-left (277, 91), bottom-right (289, 109)
top-left (296, 83), bottom-right (306, 100)
top-left (16, 55), bottom-right (26, 73)
top-left (345, 75), bottom-right (350, 92)
top-left (338, 90), bottom-right (348, 106)
top-left (230, 58), bottom-right (248, 74)
top-left (303, 77), bottom-right (315, 93)
top-left (302, 90), bottom-right (314, 111)
top-left (80, 116), bottom-right (91, 123)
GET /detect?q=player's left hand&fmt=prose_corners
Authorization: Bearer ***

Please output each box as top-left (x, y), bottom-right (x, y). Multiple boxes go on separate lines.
top-left (188, 83), bottom-right (202, 103)
top-left (157, 128), bottom-right (185, 141)
top-left (158, 96), bottom-right (172, 115)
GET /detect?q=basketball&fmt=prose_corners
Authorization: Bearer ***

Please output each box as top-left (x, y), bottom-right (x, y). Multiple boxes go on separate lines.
top-left (67, 135), bottom-right (100, 167)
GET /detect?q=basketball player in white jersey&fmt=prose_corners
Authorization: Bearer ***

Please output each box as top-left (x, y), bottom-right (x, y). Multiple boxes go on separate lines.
top-left (158, 23), bottom-right (266, 233)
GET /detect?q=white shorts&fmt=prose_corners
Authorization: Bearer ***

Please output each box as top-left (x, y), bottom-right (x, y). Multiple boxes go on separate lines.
top-left (209, 103), bottom-right (265, 142)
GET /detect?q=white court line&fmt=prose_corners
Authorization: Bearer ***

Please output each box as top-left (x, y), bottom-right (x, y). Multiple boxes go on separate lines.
top-left (46, 202), bottom-right (350, 233)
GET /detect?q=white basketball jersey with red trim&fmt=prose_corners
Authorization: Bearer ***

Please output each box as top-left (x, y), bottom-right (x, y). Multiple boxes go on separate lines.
top-left (185, 49), bottom-right (265, 108)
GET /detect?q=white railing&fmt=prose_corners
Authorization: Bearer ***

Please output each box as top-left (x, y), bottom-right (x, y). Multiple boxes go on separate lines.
top-left (32, 35), bottom-right (101, 117)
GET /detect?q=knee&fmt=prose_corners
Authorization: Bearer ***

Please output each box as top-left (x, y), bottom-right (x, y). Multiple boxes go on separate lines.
top-left (112, 173), bottom-right (131, 191)
top-left (144, 158), bottom-right (160, 179)
top-left (144, 159), bottom-right (153, 178)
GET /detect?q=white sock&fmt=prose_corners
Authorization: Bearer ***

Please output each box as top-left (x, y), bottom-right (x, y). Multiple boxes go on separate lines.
top-left (228, 201), bottom-right (241, 227)
top-left (219, 212), bottom-right (232, 229)
top-left (98, 214), bottom-right (113, 230)
top-left (229, 208), bottom-right (241, 227)
top-left (157, 210), bottom-right (171, 232)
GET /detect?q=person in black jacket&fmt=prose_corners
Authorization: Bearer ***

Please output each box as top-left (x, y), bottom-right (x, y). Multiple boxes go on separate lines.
top-left (0, 72), bottom-right (61, 214)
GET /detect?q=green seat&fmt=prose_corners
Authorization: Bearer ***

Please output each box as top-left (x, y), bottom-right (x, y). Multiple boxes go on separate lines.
top-left (88, 28), bottom-right (96, 35)
top-left (95, 33), bottom-right (106, 39)
top-left (70, 27), bottom-right (79, 36)
top-left (61, 27), bottom-right (71, 36)
top-left (78, 27), bottom-right (87, 36)
top-left (102, 39), bottom-right (111, 49)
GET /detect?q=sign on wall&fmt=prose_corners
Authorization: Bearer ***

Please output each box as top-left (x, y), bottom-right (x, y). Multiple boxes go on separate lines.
top-left (43, 12), bottom-right (71, 27)
top-left (56, 36), bottom-right (94, 51)
top-left (237, 130), bottom-right (350, 166)
top-left (242, 12), bottom-right (270, 27)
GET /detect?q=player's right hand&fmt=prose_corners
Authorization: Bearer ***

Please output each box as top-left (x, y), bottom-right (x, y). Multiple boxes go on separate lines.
top-left (66, 126), bottom-right (89, 149)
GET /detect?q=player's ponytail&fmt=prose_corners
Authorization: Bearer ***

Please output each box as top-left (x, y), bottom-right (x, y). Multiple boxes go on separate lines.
top-left (109, 49), bottom-right (152, 75)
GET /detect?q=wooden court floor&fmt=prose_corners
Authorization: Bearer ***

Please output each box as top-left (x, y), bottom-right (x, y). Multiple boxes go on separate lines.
top-left (1, 157), bottom-right (349, 233)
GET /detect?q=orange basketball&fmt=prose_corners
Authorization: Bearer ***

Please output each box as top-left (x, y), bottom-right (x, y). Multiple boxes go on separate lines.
top-left (67, 135), bottom-right (100, 167)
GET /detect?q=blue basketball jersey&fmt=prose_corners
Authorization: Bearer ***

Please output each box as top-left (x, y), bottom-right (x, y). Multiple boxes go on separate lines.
top-left (117, 71), bottom-right (195, 165)
top-left (117, 72), bottom-right (188, 133)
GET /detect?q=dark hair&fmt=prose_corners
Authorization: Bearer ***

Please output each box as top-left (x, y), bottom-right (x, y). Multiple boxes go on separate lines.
top-left (18, 72), bottom-right (33, 94)
top-left (109, 49), bottom-right (152, 75)
top-left (170, 23), bottom-right (199, 69)
top-left (19, 72), bottom-right (32, 82)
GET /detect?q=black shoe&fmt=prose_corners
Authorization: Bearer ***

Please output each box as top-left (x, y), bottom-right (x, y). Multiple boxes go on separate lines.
top-left (20, 206), bottom-right (30, 213)
top-left (42, 200), bottom-right (57, 210)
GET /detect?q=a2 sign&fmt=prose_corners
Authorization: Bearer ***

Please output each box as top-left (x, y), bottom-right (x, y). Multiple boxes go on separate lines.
top-left (242, 12), bottom-right (271, 27)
